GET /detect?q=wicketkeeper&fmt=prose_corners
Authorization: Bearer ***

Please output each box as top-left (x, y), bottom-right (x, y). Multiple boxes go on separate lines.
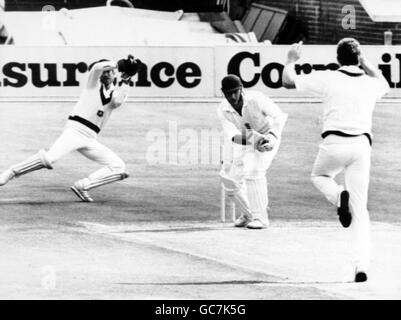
top-left (218, 75), bottom-right (288, 229)
top-left (0, 55), bottom-right (142, 202)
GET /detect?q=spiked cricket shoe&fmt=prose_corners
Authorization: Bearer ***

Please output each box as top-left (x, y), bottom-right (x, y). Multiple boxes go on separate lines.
top-left (246, 219), bottom-right (267, 229)
top-left (71, 181), bottom-right (94, 202)
top-left (234, 215), bottom-right (251, 228)
top-left (0, 169), bottom-right (15, 186)
top-left (338, 190), bottom-right (352, 228)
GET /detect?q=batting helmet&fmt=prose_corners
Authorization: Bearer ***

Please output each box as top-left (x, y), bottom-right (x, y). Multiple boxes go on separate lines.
top-left (221, 74), bottom-right (243, 93)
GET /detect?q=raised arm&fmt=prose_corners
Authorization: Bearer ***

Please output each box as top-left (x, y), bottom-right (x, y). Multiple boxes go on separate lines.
top-left (256, 97), bottom-right (288, 151)
top-left (110, 73), bottom-right (131, 109)
top-left (87, 60), bottom-right (118, 88)
top-left (109, 55), bottom-right (144, 107)
top-left (282, 41), bottom-right (303, 89)
top-left (359, 52), bottom-right (385, 80)
top-left (359, 52), bottom-right (390, 98)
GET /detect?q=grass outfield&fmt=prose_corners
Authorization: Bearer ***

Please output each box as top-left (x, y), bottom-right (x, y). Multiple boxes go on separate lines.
top-left (0, 101), bottom-right (400, 226)
top-left (0, 101), bottom-right (400, 300)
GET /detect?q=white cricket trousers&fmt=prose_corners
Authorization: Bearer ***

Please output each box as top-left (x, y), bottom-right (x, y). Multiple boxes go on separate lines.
top-left (311, 135), bottom-right (371, 271)
top-left (46, 121), bottom-right (125, 172)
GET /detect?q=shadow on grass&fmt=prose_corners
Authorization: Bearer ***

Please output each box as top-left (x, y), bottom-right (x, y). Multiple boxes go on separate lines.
top-left (117, 280), bottom-right (354, 286)
top-left (118, 226), bottom-right (245, 233)
top-left (0, 200), bottom-right (109, 205)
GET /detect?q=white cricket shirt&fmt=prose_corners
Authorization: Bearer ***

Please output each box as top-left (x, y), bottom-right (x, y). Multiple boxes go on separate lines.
top-left (217, 90), bottom-right (286, 141)
top-left (294, 65), bottom-right (390, 136)
top-left (69, 60), bottom-right (130, 134)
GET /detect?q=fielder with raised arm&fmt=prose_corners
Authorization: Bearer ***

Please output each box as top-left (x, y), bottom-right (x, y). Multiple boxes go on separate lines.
top-left (0, 55), bottom-right (142, 202)
top-left (218, 75), bottom-right (288, 229)
top-left (282, 38), bottom-right (390, 282)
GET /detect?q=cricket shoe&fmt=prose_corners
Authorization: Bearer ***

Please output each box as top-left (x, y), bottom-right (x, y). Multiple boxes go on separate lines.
top-left (0, 169), bottom-right (15, 186)
top-left (338, 190), bottom-right (352, 228)
top-left (70, 182), bottom-right (94, 202)
top-left (246, 219), bottom-right (267, 230)
top-left (234, 215), bottom-right (251, 228)
top-left (355, 271), bottom-right (368, 283)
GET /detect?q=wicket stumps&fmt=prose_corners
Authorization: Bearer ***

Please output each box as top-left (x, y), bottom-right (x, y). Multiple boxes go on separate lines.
top-left (220, 183), bottom-right (236, 222)
top-left (220, 143), bottom-right (236, 222)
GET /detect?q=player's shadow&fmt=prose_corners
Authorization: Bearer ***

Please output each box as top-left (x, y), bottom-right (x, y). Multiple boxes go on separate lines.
top-left (119, 226), bottom-right (241, 233)
top-left (117, 280), bottom-right (354, 286)
top-left (0, 200), bottom-right (77, 205)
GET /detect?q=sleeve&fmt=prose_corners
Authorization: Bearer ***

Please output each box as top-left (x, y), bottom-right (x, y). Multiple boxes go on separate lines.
top-left (294, 71), bottom-right (328, 96)
top-left (258, 94), bottom-right (288, 138)
top-left (217, 105), bottom-right (241, 141)
top-left (86, 60), bottom-right (118, 88)
top-left (110, 82), bottom-right (130, 109)
top-left (373, 77), bottom-right (390, 99)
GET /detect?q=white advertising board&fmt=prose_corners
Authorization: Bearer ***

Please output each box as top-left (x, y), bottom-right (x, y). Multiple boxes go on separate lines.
top-left (215, 45), bottom-right (401, 98)
top-left (0, 46), bottom-right (214, 98)
top-left (0, 45), bottom-right (400, 99)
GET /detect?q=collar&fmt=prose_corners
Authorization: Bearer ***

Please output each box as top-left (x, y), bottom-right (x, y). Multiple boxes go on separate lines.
top-left (221, 101), bottom-right (237, 113)
top-left (100, 84), bottom-right (114, 105)
top-left (221, 92), bottom-right (248, 113)
top-left (102, 83), bottom-right (115, 92)
top-left (338, 65), bottom-right (365, 75)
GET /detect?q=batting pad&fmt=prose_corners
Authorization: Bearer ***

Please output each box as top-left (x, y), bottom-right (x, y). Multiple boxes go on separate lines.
top-left (82, 167), bottom-right (129, 190)
top-left (11, 149), bottom-right (53, 177)
top-left (220, 170), bottom-right (253, 219)
top-left (246, 176), bottom-right (269, 224)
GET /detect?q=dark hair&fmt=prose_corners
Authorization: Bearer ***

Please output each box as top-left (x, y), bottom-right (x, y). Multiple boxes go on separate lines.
top-left (88, 59), bottom-right (110, 71)
top-left (337, 38), bottom-right (361, 66)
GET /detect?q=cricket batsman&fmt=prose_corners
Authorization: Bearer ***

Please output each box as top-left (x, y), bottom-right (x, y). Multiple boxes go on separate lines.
top-left (282, 38), bottom-right (390, 282)
top-left (0, 55), bottom-right (142, 202)
top-left (218, 75), bottom-right (288, 229)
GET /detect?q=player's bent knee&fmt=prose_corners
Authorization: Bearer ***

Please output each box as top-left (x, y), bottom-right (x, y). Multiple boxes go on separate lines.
top-left (310, 175), bottom-right (320, 187)
top-left (110, 158), bottom-right (126, 172)
top-left (39, 149), bottom-right (54, 169)
top-left (11, 149), bottom-right (53, 177)
top-left (110, 167), bottom-right (127, 178)
top-left (220, 170), bottom-right (240, 193)
top-left (109, 163), bottom-right (129, 181)
top-left (310, 174), bottom-right (331, 186)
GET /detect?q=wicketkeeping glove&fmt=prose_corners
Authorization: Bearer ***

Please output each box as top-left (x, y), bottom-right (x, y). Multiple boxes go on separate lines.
top-left (117, 54), bottom-right (142, 77)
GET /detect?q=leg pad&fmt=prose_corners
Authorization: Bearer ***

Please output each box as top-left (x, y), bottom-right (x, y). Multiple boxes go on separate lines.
top-left (12, 149), bottom-right (53, 177)
top-left (82, 171), bottom-right (129, 191)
